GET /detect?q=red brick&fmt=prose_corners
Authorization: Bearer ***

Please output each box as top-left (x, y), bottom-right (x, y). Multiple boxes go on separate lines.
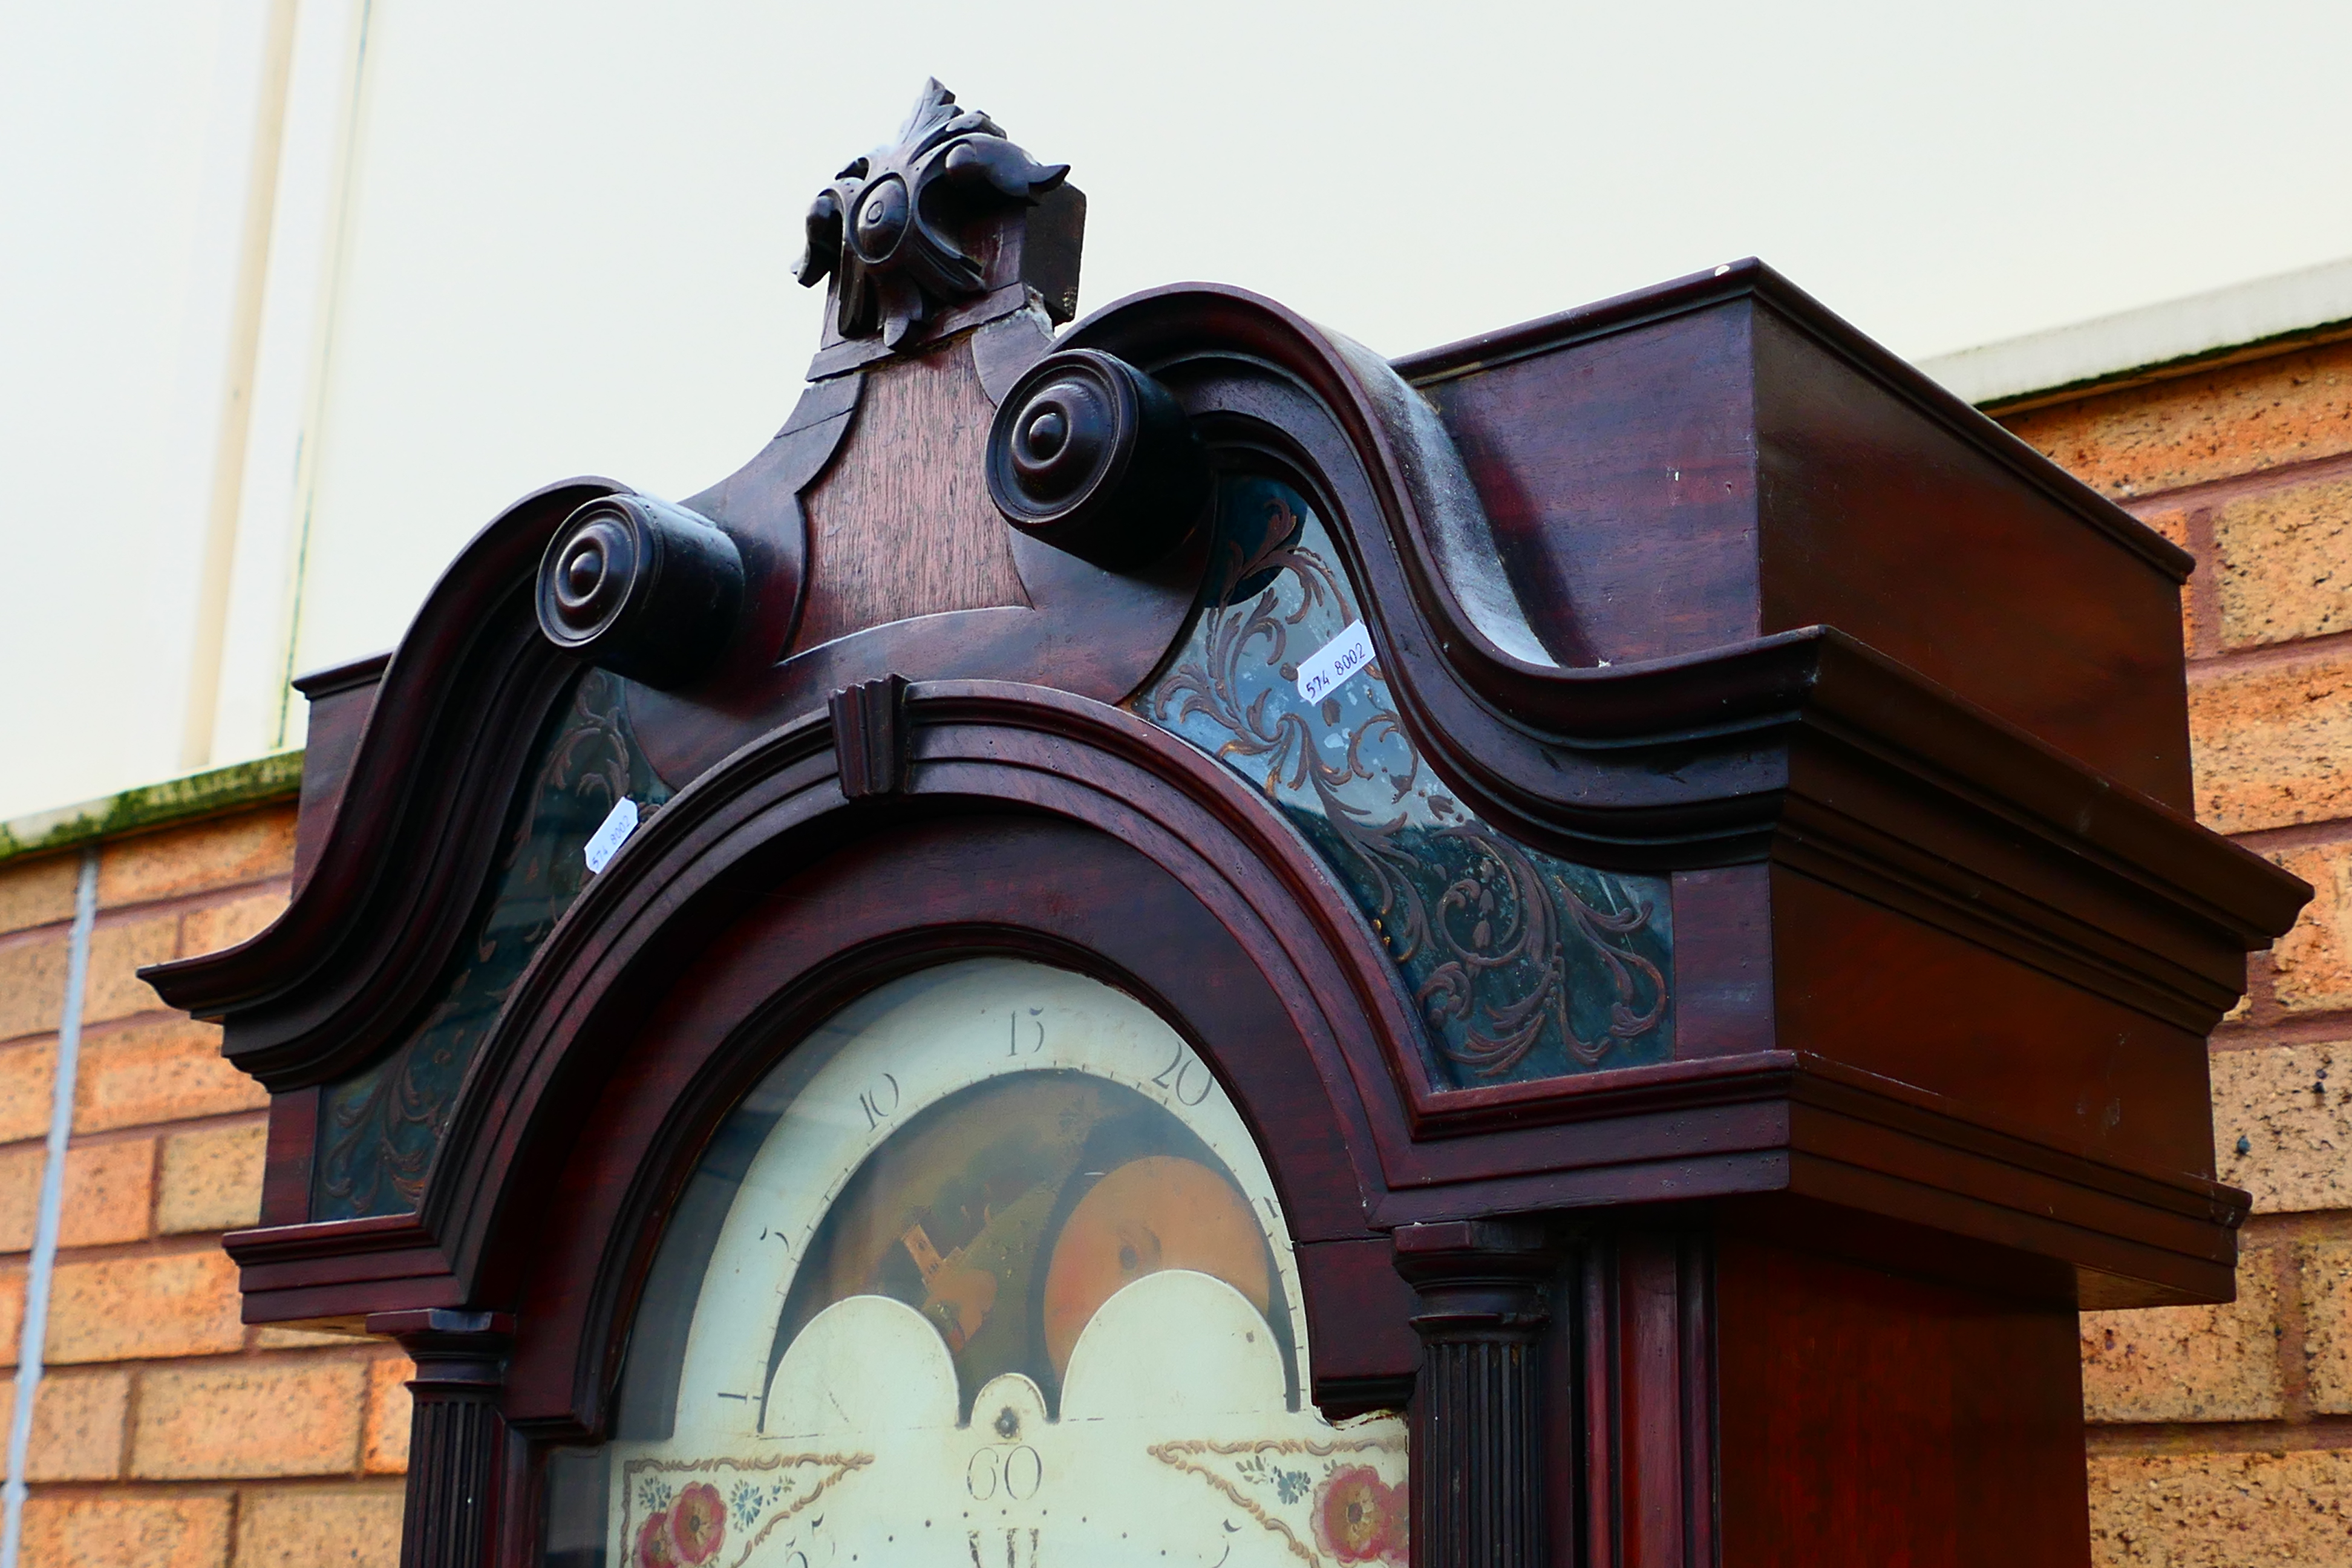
top-left (0, 1143), bottom-right (40, 1252)
top-left (2212, 1042), bottom-right (2352, 1209)
top-left (98, 806), bottom-right (295, 908)
top-left (0, 852), bottom-right (79, 937)
top-left (179, 889), bottom-right (287, 958)
top-left (45, 1249), bottom-right (243, 1364)
top-left (0, 930), bottom-right (68, 1042)
top-left (2296, 1236), bottom-right (2352, 1413)
top-left (2089, 1449), bottom-right (2352, 1566)
top-left (157, 1122), bottom-right (264, 1234)
top-left (0, 1270), bottom-right (22, 1365)
top-left (2270, 842), bottom-right (2352, 1016)
top-left (363, 1354), bottom-right (413, 1474)
top-left (2004, 335), bottom-right (2352, 499)
top-left (80, 913), bottom-right (178, 1025)
top-left (74, 1016), bottom-right (266, 1132)
top-left (19, 1495), bottom-right (232, 1568)
top-left (0, 1037), bottom-right (57, 1142)
top-left (231, 1486), bottom-right (403, 1568)
top-left (2187, 647), bottom-right (2352, 834)
top-left (58, 1137), bottom-right (155, 1246)
top-left (2079, 1240), bottom-right (2284, 1422)
top-left (25, 1368), bottom-right (129, 1480)
top-left (131, 1360), bottom-right (364, 1478)
top-left (1, 1140), bottom-right (156, 1252)
top-left (2214, 471), bottom-right (2352, 648)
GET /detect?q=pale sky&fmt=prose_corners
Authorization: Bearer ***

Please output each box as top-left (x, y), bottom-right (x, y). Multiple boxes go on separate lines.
top-left (5, 0), bottom-right (2350, 823)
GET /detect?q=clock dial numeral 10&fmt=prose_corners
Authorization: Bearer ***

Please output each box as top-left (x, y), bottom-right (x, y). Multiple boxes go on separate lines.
top-left (858, 1072), bottom-right (901, 1131)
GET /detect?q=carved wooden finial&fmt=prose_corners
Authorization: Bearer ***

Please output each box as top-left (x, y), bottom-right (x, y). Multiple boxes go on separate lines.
top-left (795, 79), bottom-right (1082, 356)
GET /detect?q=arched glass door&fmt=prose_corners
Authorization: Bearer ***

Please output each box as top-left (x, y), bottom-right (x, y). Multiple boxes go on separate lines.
top-left (543, 958), bottom-right (1408, 1568)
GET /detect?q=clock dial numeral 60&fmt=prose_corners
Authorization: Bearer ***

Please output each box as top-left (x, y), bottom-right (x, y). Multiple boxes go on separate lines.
top-left (965, 1445), bottom-right (1043, 1500)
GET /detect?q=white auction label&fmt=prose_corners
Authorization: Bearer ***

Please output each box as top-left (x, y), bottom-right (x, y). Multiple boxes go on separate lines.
top-left (582, 797), bottom-right (640, 875)
top-left (1295, 619), bottom-right (1376, 704)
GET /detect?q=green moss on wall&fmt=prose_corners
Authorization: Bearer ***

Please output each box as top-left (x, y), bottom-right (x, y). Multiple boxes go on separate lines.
top-left (0, 751), bottom-right (305, 866)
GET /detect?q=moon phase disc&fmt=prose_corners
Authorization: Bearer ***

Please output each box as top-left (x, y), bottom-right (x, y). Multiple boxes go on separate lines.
top-left (1040, 1154), bottom-right (1270, 1379)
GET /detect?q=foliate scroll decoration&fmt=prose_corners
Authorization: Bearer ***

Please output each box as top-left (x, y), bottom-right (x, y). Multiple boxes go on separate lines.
top-left (1135, 475), bottom-right (1672, 1090)
top-left (795, 79), bottom-right (1070, 350)
top-left (315, 669), bottom-right (673, 1220)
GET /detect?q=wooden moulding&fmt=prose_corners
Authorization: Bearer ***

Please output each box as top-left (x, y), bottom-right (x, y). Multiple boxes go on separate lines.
top-left (287, 650), bottom-right (389, 893)
top-left (1398, 258), bottom-right (2194, 811)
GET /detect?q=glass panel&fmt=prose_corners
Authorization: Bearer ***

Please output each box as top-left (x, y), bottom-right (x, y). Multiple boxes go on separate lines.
top-left (316, 668), bottom-right (673, 1219)
top-left (543, 959), bottom-right (1408, 1568)
top-left (1134, 474), bottom-right (1674, 1089)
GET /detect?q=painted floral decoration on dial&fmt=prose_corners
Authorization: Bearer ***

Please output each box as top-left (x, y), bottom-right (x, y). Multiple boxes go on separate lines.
top-left (632, 1479), bottom-right (724, 1567)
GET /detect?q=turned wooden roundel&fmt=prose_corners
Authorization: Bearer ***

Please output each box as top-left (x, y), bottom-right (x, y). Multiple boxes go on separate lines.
top-left (984, 348), bottom-right (1210, 572)
top-left (534, 493), bottom-right (746, 690)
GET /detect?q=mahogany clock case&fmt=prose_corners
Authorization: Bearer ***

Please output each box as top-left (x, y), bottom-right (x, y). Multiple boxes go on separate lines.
top-left (145, 81), bottom-right (2304, 1568)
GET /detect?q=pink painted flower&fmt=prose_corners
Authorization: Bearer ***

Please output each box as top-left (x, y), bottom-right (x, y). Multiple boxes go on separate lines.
top-left (635, 1511), bottom-right (678, 1568)
top-left (1312, 1465), bottom-right (1405, 1564)
top-left (668, 1481), bottom-right (727, 1565)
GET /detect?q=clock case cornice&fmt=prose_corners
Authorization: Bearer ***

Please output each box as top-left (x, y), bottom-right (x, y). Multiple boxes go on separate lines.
top-left (146, 247), bottom-right (2301, 1405)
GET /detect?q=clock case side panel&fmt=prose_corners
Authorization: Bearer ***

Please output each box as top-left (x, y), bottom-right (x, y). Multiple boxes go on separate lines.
top-left (1573, 1221), bottom-right (2092, 1568)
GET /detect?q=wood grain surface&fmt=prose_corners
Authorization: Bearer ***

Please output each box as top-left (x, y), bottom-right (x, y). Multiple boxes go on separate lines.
top-left (795, 337), bottom-right (1030, 649)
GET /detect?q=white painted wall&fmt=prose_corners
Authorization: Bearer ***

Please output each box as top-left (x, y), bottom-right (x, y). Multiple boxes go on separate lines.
top-left (7, 0), bottom-right (2352, 822)
top-left (0, 0), bottom-right (297, 817)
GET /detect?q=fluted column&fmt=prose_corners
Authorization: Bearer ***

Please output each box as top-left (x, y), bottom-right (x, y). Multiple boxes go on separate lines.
top-left (368, 1309), bottom-right (515, 1568)
top-left (1393, 1220), bottom-right (1555, 1568)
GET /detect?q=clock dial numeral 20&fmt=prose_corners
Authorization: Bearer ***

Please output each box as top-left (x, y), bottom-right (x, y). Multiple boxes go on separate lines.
top-left (1151, 1042), bottom-right (1214, 1106)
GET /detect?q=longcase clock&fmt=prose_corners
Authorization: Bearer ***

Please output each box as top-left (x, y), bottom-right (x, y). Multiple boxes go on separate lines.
top-left (150, 80), bottom-right (2307, 1568)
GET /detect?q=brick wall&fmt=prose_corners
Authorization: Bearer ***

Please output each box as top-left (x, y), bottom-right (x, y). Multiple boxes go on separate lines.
top-left (0, 805), bottom-right (410, 1567)
top-left (2004, 335), bottom-right (2352, 1565)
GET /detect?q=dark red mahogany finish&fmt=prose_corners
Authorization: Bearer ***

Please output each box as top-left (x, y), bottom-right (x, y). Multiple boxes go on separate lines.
top-left (148, 90), bottom-right (2302, 1568)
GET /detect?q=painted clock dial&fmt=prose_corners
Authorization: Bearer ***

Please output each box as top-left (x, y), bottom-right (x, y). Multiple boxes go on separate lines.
top-left (544, 959), bottom-right (1407, 1568)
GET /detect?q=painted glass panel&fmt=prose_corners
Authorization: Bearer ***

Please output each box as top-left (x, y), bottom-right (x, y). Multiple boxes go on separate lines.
top-left (1135, 475), bottom-right (1673, 1089)
top-left (315, 668), bottom-right (673, 1220)
top-left (541, 959), bottom-right (1408, 1568)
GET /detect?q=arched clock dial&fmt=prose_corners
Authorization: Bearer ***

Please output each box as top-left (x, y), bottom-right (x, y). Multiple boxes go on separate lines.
top-left (563, 959), bottom-right (1407, 1568)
